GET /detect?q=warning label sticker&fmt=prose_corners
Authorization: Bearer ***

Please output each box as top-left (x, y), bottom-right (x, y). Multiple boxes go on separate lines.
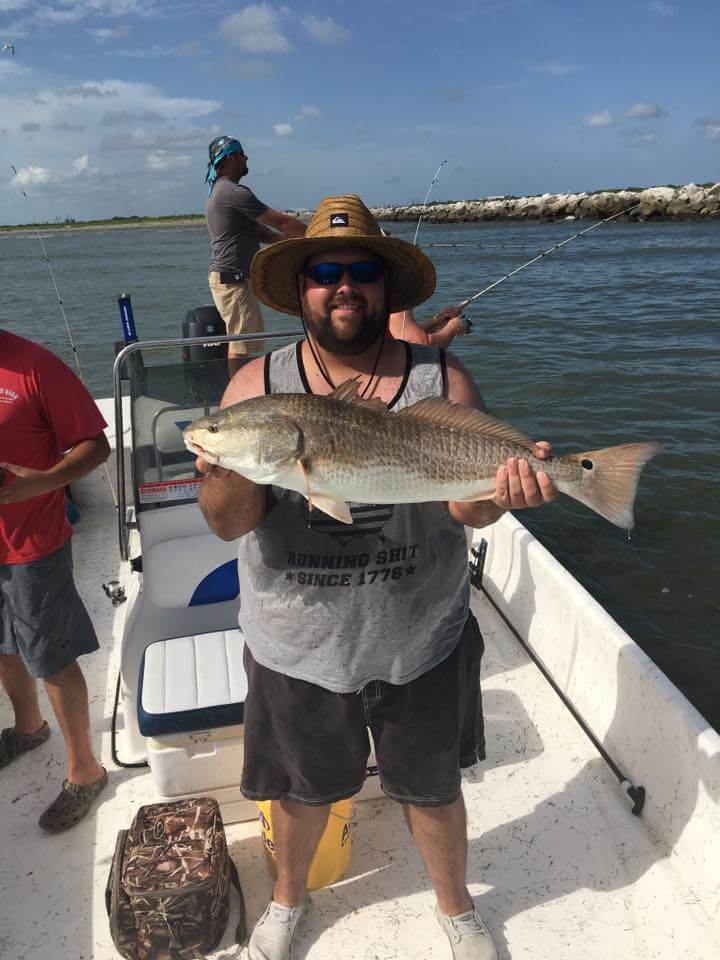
top-left (138, 479), bottom-right (202, 504)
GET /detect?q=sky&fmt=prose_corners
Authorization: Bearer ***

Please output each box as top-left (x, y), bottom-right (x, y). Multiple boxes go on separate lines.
top-left (0, 0), bottom-right (718, 224)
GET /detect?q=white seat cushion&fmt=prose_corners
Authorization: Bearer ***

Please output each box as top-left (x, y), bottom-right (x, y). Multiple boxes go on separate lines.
top-left (138, 629), bottom-right (248, 736)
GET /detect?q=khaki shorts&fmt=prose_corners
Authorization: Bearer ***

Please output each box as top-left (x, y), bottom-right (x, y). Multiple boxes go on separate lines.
top-left (208, 271), bottom-right (265, 356)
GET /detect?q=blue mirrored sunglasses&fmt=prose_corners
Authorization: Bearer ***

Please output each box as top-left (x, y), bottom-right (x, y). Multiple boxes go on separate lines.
top-left (302, 261), bottom-right (385, 285)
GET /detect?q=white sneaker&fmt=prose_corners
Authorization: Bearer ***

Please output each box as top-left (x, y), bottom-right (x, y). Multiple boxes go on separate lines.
top-left (248, 898), bottom-right (309, 960)
top-left (436, 905), bottom-right (498, 960)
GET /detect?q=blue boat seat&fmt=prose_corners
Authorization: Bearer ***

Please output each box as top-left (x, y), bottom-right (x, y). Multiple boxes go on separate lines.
top-left (137, 629), bottom-right (248, 737)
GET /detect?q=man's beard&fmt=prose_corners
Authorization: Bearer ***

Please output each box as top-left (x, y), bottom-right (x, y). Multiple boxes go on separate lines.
top-left (302, 294), bottom-right (387, 356)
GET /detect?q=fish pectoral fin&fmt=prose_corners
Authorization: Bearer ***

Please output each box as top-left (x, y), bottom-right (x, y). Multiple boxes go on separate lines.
top-left (454, 491), bottom-right (497, 501)
top-left (310, 494), bottom-right (353, 525)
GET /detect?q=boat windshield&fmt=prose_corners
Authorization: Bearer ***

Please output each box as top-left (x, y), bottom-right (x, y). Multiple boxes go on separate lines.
top-left (116, 333), bottom-right (299, 531)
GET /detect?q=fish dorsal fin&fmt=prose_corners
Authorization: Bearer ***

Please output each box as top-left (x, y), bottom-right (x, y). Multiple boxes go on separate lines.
top-left (329, 378), bottom-right (387, 412)
top-left (397, 399), bottom-right (535, 449)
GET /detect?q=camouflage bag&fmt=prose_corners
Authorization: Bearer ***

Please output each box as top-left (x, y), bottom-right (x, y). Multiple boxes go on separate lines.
top-left (105, 797), bottom-right (246, 960)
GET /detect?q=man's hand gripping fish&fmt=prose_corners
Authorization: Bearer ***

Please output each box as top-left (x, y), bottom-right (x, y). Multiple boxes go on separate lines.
top-left (184, 379), bottom-right (660, 530)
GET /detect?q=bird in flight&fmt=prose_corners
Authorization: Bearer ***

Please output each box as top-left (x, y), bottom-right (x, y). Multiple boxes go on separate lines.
top-left (2, 43), bottom-right (15, 55)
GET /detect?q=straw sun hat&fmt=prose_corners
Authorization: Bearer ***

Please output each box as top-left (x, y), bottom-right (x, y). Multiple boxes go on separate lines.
top-left (251, 194), bottom-right (436, 317)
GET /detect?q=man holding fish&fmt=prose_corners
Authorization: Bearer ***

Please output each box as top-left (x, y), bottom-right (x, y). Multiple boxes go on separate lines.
top-left (187, 195), bottom-right (657, 960)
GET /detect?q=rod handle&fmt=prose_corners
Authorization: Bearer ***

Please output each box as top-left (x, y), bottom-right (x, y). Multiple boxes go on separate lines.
top-left (422, 305), bottom-right (471, 335)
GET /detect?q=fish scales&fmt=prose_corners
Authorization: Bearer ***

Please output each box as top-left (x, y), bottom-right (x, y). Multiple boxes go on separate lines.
top-left (184, 381), bottom-right (660, 529)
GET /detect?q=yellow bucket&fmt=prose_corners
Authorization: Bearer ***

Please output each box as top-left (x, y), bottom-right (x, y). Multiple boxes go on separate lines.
top-left (257, 799), bottom-right (352, 890)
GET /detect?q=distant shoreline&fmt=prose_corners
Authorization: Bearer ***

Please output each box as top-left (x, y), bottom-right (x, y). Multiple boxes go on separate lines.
top-left (0, 216), bottom-right (207, 236)
top-left (2, 182), bottom-right (718, 235)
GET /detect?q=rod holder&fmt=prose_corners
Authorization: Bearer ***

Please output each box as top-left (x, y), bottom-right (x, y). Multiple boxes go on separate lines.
top-left (621, 780), bottom-right (646, 816)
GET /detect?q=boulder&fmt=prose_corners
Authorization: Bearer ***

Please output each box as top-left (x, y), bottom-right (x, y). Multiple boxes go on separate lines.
top-left (679, 182), bottom-right (702, 199)
top-left (666, 197), bottom-right (692, 217)
top-left (640, 186), bottom-right (676, 204)
top-left (700, 197), bottom-right (720, 214)
top-left (688, 191), bottom-right (708, 211)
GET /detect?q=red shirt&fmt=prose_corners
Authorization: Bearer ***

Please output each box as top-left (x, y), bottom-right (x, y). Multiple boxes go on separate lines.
top-left (0, 332), bottom-right (107, 564)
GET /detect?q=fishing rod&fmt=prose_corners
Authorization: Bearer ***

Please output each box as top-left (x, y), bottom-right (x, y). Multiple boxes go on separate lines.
top-left (412, 160), bottom-right (448, 247)
top-left (424, 202), bottom-right (641, 333)
top-left (422, 242), bottom-right (550, 250)
top-left (401, 160), bottom-right (448, 339)
top-left (9, 164), bottom-right (118, 508)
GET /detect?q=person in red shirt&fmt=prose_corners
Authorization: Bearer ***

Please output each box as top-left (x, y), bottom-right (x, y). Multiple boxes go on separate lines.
top-left (0, 331), bottom-right (111, 832)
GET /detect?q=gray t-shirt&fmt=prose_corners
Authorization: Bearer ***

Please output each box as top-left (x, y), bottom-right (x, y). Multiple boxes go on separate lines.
top-left (236, 341), bottom-right (471, 693)
top-left (204, 179), bottom-right (268, 274)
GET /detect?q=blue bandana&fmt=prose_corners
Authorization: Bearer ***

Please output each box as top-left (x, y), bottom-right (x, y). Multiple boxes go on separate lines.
top-left (205, 138), bottom-right (243, 194)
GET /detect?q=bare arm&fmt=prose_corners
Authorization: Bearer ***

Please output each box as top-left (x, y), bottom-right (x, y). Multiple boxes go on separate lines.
top-left (0, 434), bottom-right (110, 505)
top-left (196, 358), bottom-right (268, 541)
top-left (389, 306), bottom-right (468, 350)
top-left (257, 222), bottom-right (284, 245)
top-left (444, 354), bottom-right (556, 529)
top-left (257, 208), bottom-right (307, 239)
top-left (388, 308), bottom-right (429, 345)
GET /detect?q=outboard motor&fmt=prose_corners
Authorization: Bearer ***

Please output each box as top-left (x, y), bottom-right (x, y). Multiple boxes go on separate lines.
top-left (182, 306), bottom-right (228, 404)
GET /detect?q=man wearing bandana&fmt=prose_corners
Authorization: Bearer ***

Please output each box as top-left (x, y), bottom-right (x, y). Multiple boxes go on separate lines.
top-left (204, 136), bottom-right (307, 374)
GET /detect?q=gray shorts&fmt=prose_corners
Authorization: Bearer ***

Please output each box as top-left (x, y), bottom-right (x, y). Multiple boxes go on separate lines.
top-left (0, 541), bottom-right (99, 679)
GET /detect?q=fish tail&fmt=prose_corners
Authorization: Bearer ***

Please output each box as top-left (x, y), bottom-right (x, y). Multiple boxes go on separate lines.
top-left (563, 441), bottom-right (662, 530)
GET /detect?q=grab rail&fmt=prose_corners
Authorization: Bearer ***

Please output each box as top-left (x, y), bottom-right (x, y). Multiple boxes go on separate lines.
top-left (112, 330), bottom-right (300, 559)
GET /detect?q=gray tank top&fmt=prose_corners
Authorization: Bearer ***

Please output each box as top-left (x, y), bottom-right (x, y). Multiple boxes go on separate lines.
top-left (237, 340), bottom-right (470, 692)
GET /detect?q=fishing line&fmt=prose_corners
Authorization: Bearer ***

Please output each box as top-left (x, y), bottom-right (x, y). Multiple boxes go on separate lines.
top-left (9, 164), bottom-right (118, 508)
top-left (421, 242), bottom-right (555, 251)
top-left (424, 203), bottom-right (641, 333)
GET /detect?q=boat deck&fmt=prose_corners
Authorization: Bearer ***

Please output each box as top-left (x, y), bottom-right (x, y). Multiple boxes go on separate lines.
top-left (1, 486), bottom-right (717, 960)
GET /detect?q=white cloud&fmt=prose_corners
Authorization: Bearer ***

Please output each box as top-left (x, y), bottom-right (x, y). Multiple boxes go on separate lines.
top-left (295, 105), bottom-right (322, 120)
top-left (2, 79), bottom-right (220, 196)
top-left (583, 110), bottom-right (616, 127)
top-left (629, 133), bottom-right (657, 146)
top-left (697, 116), bottom-right (720, 141)
top-left (146, 150), bottom-right (192, 171)
top-left (114, 41), bottom-right (202, 58)
top-left (302, 15), bottom-right (350, 44)
top-left (0, 59), bottom-right (28, 78)
top-left (273, 123), bottom-right (293, 137)
top-left (626, 101), bottom-right (667, 118)
top-left (220, 4), bottom-right (291, 53)
top-left (530, 62), bottom-right (575, 76)
top-left (88, 25), bottom-right (130, 41)
top-left (647, 1), bottom-right (673, 14)
top-left (11, 165), bottom-right (51, 188)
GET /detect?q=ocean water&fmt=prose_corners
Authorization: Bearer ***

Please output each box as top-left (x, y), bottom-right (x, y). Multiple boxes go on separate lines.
top-left (1, 218), bottom-right (718, 729)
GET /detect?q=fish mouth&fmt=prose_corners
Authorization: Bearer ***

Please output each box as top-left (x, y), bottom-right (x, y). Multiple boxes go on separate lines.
top-left (184, 437), bottom-right (219, 465)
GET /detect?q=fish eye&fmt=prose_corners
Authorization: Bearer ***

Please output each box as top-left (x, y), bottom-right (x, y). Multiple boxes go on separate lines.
top-left (581, 458), bottom-right (593, 470)
top-left (209, 423), bottom-right (220, 434)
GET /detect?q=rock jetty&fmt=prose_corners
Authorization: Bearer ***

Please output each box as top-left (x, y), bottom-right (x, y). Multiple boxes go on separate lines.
top-left (368, 183), bottom-right (720, 223)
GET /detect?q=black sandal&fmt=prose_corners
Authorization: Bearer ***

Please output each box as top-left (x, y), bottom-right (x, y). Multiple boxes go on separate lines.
top-left (39, 766), bottom-right (108, 832)
top-left (0, 721), bottom-right (51, 768)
